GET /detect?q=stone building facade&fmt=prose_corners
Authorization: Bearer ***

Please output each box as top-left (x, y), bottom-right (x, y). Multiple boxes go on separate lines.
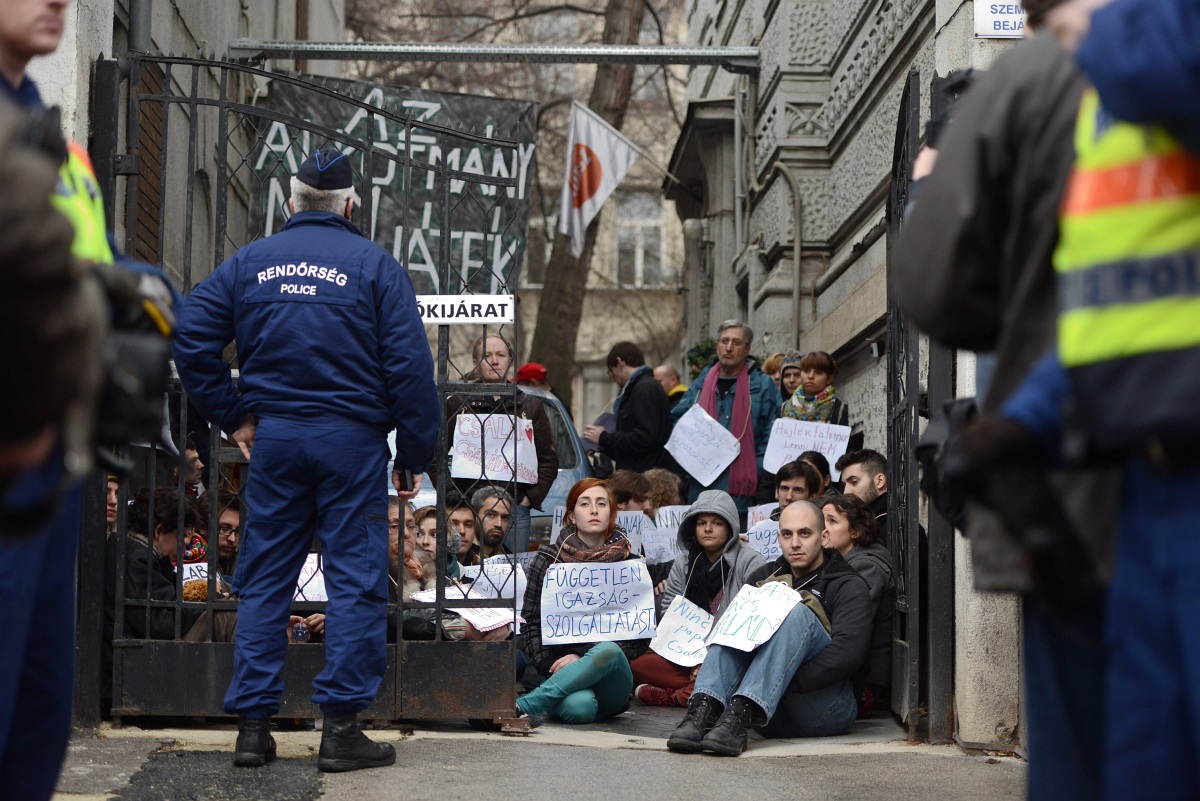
top-left (667, 0), bottom-right (1025, 749)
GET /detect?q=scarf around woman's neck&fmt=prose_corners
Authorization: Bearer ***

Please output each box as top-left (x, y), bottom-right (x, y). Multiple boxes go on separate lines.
top-left (784, 384), bottom-right (839, 422)
top-left (699, 363), bottom-right (757, 497)
top-left (554, 526), bottom-right (632, 563)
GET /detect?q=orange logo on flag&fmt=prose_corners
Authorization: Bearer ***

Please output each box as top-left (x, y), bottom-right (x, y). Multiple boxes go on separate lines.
top-left (568, 143), bottom-right (603, 209)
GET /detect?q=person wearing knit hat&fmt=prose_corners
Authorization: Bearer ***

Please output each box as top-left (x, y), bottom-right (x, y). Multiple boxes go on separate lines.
top-left (174, 144), bottom-right (437, 772)
top-left (779, 349), bottom-right (805, 404)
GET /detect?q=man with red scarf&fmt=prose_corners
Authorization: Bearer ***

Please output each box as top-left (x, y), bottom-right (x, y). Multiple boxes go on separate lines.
top-left (670, 320), bottom-right (778, 516)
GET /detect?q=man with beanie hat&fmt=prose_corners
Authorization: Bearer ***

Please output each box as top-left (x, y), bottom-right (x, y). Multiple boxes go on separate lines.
top-left (174, 147), bottom-right (438, 772)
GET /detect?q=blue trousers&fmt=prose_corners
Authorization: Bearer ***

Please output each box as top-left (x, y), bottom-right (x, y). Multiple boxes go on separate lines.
top-left (694, 603), bottom-right (857, 737)
top-left (224, 419), bottom-right (390, 718)
top-left (507, 502), bottom-right (531, 554)
top-left (1022, 601), bottom-right (1106, 801)
top-left (0, 482), bottom-right (81, 801)
top-left (1103, 460), bottom-right (1200, 801)
top-left (516, 642), bottom-right (633, 723)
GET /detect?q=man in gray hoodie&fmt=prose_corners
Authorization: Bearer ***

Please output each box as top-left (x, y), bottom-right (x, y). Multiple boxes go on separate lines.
top-left (631, 490), bottom-right (766, 706)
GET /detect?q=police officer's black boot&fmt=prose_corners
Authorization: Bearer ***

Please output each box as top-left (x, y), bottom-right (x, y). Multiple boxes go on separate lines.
top-left (666, 692), bottom-right (721, 753)
top-left (699, 695), bottom-right (758, 756)
top-left (317, 714), bottom-right (396, 772)
top-left (233, 716), bottom-right (277, 767)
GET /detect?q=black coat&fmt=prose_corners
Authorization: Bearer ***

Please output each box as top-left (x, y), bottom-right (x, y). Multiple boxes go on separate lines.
top-left (745, 548), bottom-right (872, 695)
top-left (598, 367), bottom-right (671, 473)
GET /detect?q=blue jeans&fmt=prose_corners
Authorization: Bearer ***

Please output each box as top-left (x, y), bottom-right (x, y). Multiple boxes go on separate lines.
top-left (694, 603), bottom-right (857, 737)
top-left (516, 642), bottom-right (633, 724)
top-left (507, 502), bottom-right (531, 553)
top-left (1103, 460), bottom-right (1200, 801)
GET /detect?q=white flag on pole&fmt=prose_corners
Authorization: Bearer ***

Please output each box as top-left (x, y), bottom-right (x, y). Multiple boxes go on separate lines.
top-left (558, 101), bottom-right (641, 258)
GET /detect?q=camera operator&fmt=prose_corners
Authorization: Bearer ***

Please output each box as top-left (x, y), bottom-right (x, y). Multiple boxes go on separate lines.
top-left (0, 3), bottom-right (173, 799)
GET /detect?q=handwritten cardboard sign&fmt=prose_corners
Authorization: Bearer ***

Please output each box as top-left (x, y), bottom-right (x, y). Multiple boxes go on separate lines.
top-left (409, 586), bottom-right (523, 632)
top-left (540, 560), bottom-right (656, 645)
top-left (762, 419), bottom-right (852, 479)
top-left (294, 553), bottom-right (328, 602)
top-left (182, 563), bottom-right (209, 583)
top-left (666, 405), bottom-right (740, 487)
top-left (747, 502), bottom-right (778, 528)
top-left (745, 520), bottom-right (781, 562)
top-left (650, 596), bottom-right (714, 667)
top-left (706, 581), bottom-right (803, 652)
top-left (514, 551), bottom-right (541, 573)
top-left (461, 557), bottom-right (527, 601)
top-left (644, 505), bottom-right (688, 565)
top-left (616, 510), bottom-right (649, 555)
top-left (450, 413), bottom-right (538, 485)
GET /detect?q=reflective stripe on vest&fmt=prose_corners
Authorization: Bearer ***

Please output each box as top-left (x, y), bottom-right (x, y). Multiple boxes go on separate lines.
top-left (52, 142), bottom-right (114, 264)
top-left (1055, 89), bottom-right (1200, 369)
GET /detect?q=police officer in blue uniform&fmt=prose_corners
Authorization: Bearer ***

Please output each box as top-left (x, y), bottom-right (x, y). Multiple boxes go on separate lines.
top-left (173, 148), bottom-right (438, 772)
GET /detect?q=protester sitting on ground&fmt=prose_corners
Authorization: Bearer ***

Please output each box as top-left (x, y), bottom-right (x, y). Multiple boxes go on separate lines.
top-left (443, 334), bottom-right (559, 553)
top-left (449, 501), bottom-right (480, 566)
top-left (835, 449), bottom-right (889, 526)
top-left (779, 350), bottom-right (804, 405)
top-left (631, 490), bottom-right (767, 708)
top-left (473, 486), bottom-right (514, 560)
top-left (200, 492), bottom-right (242, 579)
top-left (644, 468), bottom-right (684, 515)
top-left (609, 469), bottom-right (653, 514)
top-left (387, 497), bottom-right (463, 642)
top-left (819, 494), bottom-right (894, 715)
top-left (769, 460), bottom-right (824, 521)
top-left (666, 501), bottom-right (871, 755)
top-left (413, 504), bottom-right (461, 580)
top-left (798, 451), bottom-right (836, 496)
top-left (106, 473), bottom-right (121, 535)
top-left (517, 478), bottom-right (649, 724)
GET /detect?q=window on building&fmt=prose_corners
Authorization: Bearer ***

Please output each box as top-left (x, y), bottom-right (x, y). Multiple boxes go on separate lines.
top-left (616, 191), bottom-right (667, 288)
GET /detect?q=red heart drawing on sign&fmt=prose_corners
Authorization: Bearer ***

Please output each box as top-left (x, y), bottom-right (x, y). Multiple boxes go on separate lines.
top-left (525, 427), bottom-right (535, 444)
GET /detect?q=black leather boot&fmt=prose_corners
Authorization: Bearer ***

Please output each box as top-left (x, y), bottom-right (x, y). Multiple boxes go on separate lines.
top-left (666, 693), bottom-right (721, 753)
top-left (699, 695), bottom-right (757, 756)
top-left (233, 717), bottom-right (277, 767)
top-left (317, 714), bottom-right (396, 773)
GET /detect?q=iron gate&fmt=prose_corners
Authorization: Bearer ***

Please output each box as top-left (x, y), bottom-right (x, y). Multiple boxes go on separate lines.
top-left (76, 54), bottom-right (531, 725)
top-left (885, 68), bottom-right (955, 742)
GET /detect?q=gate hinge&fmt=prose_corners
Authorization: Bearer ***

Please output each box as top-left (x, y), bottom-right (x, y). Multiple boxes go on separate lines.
top-left (113, 153), bottom-right (140, 175)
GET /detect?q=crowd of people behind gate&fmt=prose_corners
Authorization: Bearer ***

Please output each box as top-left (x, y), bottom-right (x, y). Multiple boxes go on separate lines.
top-left (106, 308), bottom-right (902, 755)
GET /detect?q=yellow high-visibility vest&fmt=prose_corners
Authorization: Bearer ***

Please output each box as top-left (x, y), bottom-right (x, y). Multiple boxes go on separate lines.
top-left (51, 142), bottom-right (114, 264)
top-left (1055, 88), bottom-right (1200, 447)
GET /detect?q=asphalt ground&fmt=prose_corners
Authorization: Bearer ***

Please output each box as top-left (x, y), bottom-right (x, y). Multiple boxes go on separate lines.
top-left (53, 707), bottom-right (1026, 800)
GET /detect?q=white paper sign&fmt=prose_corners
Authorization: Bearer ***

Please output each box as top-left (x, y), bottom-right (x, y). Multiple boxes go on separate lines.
top-left (666, 405), bottom-right (740, 487)
top-left (409, 586), bottom-right (524, 632)
top-left (616, 510), bottom-right (649, 554)
top-left (415, 294), bottom-right (515, 324)
top-left (294, 553), bottom-right (328, 602)
top-left (763, 419), bottom-right (852, 479)
top-left (462, 557), bottom-right (527, 602)
top-left (182, 563), bottom-right (209, 582)
top-left (644, 505), bottom-right (688, 565)
top-left (552, 505), bottom-right (567, 533)
top-left (747, 502), bottom-right (778, 528)
top-left (450, 413), bottom-right (538, 485)
top-left (707, 581), bottom-right (804, 651)
top-left (745, 520), bottom-right (781, 562)
top-left (650, 596), bottom-right (714, 667)
top-left (540, 560), bottom-right (657, 645)
top-left (974, 1), bottom-right (1025, 37)
top-left (515, 551), bottom-right (541, 573)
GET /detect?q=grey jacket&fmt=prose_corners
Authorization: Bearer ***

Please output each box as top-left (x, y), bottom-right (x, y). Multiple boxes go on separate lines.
top-left (660, 490), bottom-right (766, 620)
top-left (844, 543), bottom-right (894, 690)
top-left (892, 33), bottom-right (1120, 591)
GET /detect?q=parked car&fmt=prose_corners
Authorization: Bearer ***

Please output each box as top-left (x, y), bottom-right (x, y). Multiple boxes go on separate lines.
top-left (388, 386), bottom-right (592, 547)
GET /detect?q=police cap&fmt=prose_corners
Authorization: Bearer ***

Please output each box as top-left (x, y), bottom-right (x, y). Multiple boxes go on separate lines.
top-left (296, 148), bottom-right (353, 191)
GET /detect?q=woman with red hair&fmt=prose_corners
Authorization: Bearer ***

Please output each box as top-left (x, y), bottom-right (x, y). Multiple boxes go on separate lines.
top-left (517, 478), bottom-right (649, 723)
